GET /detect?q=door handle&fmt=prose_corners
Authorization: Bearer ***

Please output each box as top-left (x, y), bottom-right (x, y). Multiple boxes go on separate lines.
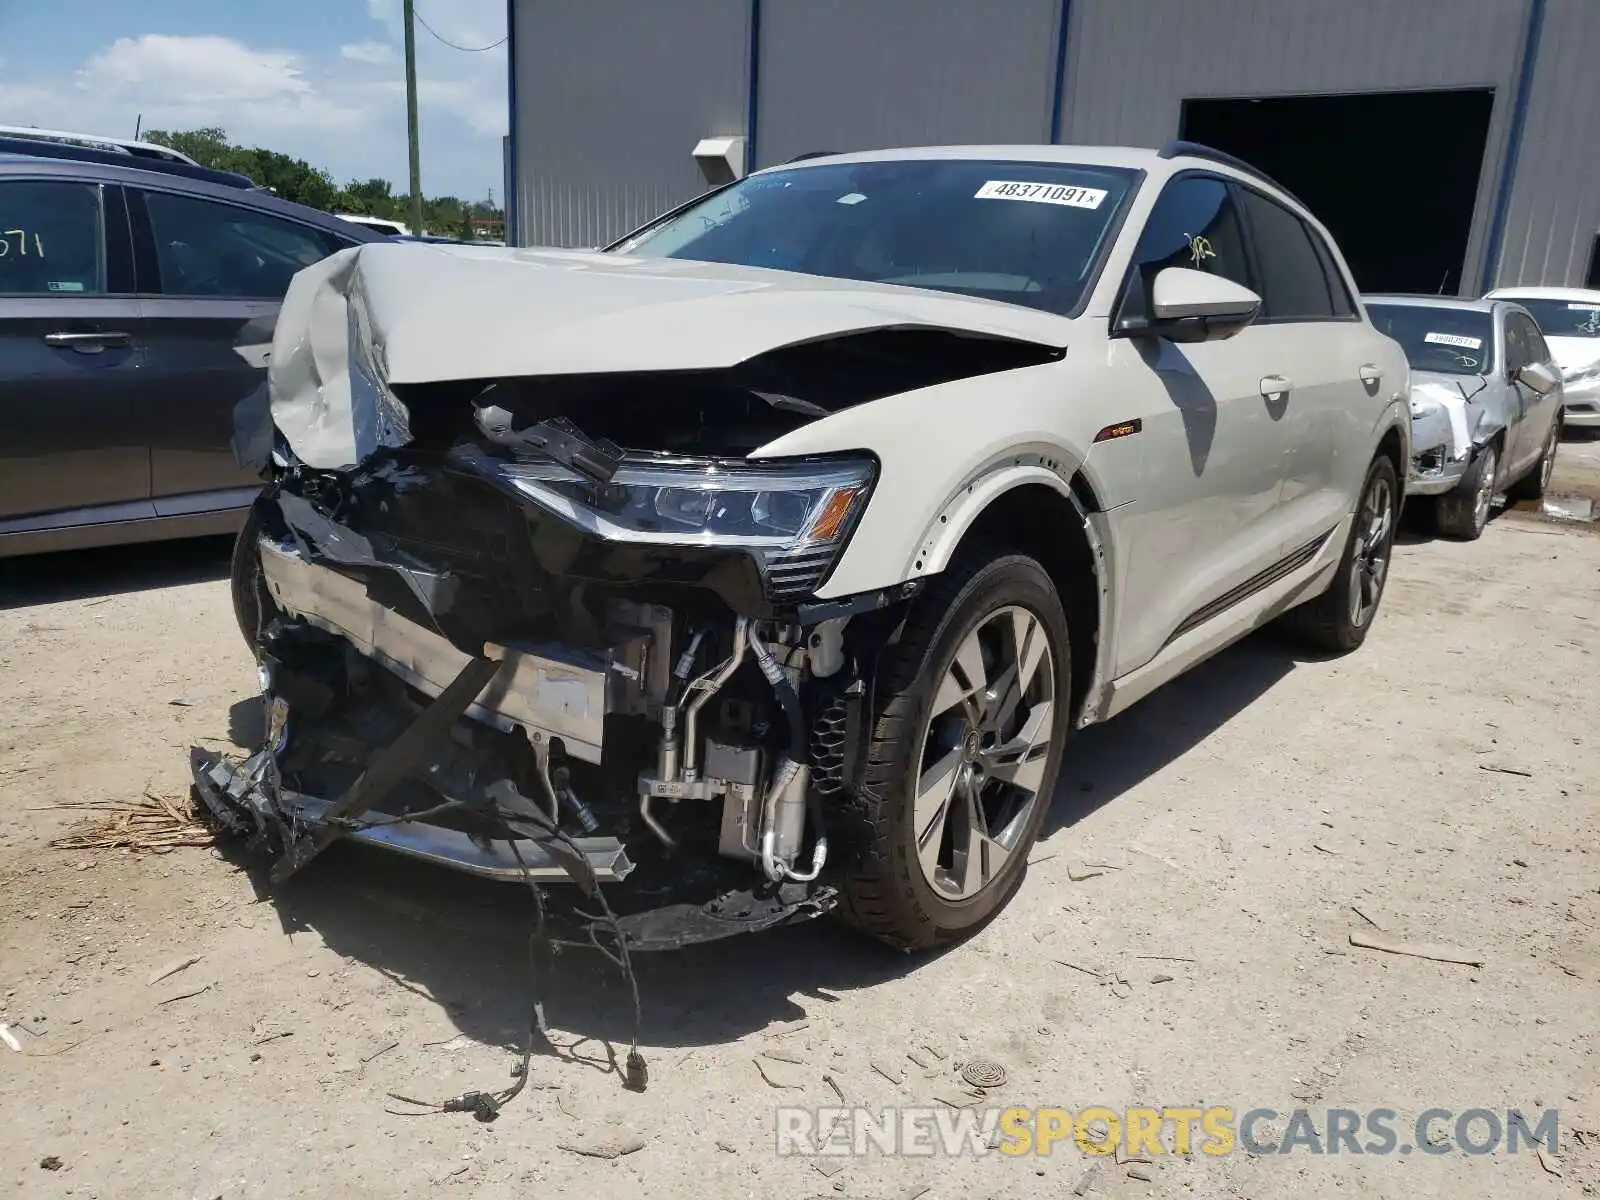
top-left (1260, 375), bottom-right (1292, 397)
top-left (1359, 363), bottom-right (1382, 384)
top-left (44, 330), bottom-right (131, 354)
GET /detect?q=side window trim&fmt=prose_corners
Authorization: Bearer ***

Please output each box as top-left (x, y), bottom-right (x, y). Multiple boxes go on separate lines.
top-left (1109, 168), bottom-right (1246, 336)
top-left (125, 187), bottom-right (162, 294)
top-left (103, 184), bottom-right (137, 295)
top-left (1308, 228), bottom-right (1358, 319)
top-left (1232, 179), bottom-right (1356, 325)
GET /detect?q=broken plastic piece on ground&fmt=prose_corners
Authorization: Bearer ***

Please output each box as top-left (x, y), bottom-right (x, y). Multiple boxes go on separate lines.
top-left (601, 882), bottom-right (838, 951)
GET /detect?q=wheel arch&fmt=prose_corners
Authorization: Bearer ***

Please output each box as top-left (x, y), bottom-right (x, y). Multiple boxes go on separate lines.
top-left (1374, 415), bottom-right (1409, 505)
top-left (934, 471), bottom-right (1107, 728)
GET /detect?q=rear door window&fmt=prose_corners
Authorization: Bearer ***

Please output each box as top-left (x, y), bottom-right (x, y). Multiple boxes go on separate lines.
top-left (0, 181), bottom-right (106, 296)
top-left (140, 191), bottom-right (336, 298)
top-left (1116, 174), bottom-right (1253, 328)
top-left (1236, 187), bottom-right (1336, 321)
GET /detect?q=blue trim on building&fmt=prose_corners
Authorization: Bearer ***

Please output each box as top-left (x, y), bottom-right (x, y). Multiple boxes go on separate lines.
top-left (504, 0), bottom-right (520, 244)
top-left (1048, 0), bottom-right (1072, 143)
top-left (1480, 0), bottom-right (1546, 293)
top-left (746, 0), bottom-right (762, 172)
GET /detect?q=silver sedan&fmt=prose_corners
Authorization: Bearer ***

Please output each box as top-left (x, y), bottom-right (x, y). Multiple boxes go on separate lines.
top-left (1366, 295), bottom-right (1564, 539)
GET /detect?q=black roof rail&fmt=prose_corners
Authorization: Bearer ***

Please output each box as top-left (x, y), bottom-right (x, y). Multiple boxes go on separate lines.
top-left (786, 150), bottom-right (839, 163)
top-left (1156, 139), bottom-right (1309, 211)
top-left (0, 135), bottom-right (260, 190)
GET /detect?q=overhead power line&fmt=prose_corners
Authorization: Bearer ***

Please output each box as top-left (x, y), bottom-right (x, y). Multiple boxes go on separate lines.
top-left (414, 10), bottom-right (508, 53)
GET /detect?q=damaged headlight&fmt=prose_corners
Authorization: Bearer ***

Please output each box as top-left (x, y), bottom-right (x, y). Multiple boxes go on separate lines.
top-left (490, 454), bottom-right (876, 597)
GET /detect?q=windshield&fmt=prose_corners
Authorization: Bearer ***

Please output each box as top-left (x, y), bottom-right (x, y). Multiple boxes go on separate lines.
top-left (612, 159), bottom-right (1140, 317)
top-left (1502, 297), bottom-right (1600, 338)
top-left (1367, 303), bottom-right (1494, 376)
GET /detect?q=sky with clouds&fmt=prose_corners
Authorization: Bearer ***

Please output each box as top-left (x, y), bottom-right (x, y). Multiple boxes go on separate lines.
top-left (0, 0), bottom-right (509, 202)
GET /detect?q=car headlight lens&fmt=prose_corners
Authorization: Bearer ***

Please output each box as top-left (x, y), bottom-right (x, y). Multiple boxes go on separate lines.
top-left (1564, 363), bottom-right (1600, 384)
top-left (463, 449), bottom-right (876, 598)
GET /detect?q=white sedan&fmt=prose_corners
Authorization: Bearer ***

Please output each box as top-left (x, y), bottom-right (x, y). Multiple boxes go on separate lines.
top-left (1485, 285), bottom-right (1600, 429)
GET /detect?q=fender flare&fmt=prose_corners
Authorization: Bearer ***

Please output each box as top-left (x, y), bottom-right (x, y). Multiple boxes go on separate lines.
top-left (902, 452), bottom-right (1117, 728)
top-left (905, 452), bottom-right (1080, 580)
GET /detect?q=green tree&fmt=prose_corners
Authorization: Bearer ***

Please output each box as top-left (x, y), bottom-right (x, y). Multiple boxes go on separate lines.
top-left (145, 127), bottom-right (235, 170)
top-left (142, 127), bottom-right (506, 236)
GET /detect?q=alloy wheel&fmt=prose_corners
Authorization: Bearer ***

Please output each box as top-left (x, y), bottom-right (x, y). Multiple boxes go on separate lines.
top-left (1349, 473), bottom-right (1395, 629)
top-left (1541, 425), bottom-right (1559, 492)
top-left (912, 604), bottom-right (1056, 900)
top-left (1473, 446), bottom-right (1498, 532)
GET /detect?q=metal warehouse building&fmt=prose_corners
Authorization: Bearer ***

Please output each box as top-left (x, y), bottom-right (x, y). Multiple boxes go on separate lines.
top-left (505, 0), bottom-right (1600, 297)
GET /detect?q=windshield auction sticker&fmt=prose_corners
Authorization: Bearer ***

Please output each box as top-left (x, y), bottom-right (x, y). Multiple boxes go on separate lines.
top-left (1424, 332), bottom-right (1483, 349)
top-left (974, 180), bottom-right (1108, 209)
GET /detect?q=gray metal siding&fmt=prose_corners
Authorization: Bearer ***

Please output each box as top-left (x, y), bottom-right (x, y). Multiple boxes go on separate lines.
top-left (511, 0), bottom-right (749, 247)
top-left (1488, 0), bottom-right (1600, 287)
top-left (755, 0), bottom-right (1061, 167)
top-left (1060, 0), bottom-right (1530, 293)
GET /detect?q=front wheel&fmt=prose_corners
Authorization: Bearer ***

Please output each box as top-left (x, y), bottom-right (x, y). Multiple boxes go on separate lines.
top-left (834, 550), bottom-right (1071, 950)
top-left (1434, 441), bottom-right (1498, 540)
top-left (1280, 455), bottom-right (1399, 653)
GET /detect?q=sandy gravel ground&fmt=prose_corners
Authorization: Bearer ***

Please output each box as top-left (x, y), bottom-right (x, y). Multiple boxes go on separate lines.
top-left (1, 487), bottom-right (1598, 1199)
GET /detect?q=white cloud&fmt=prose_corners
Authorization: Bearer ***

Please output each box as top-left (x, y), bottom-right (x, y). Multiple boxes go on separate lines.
top-left (0, 20), bottom-right (508, 200)
top-left (340, 41), bottom-right (395, 66)
top-left (84, 35), bottom-right (311, 104)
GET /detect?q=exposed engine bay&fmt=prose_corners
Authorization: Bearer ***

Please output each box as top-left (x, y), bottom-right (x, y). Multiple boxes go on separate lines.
top-left (194, 435), bottom-right (896, 949)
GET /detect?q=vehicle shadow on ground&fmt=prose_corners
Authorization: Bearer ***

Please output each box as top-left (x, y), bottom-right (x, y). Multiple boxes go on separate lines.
top-left (0, 536), bottom-right (233, 610)
top-left (208, 628), bottom-right (1314, 1069)
top-left (1039, 631), bottom-right (1301, 838)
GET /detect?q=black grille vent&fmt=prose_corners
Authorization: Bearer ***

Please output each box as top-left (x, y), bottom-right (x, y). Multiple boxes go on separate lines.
top-left (765, 544), bottom-right (838, 600)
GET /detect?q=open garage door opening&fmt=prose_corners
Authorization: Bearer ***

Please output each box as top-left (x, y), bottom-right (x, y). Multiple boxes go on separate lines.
top-left (1182, 89), bottom-right (1494, 296)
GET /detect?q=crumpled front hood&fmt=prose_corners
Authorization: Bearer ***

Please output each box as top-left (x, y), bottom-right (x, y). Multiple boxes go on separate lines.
top-left (1409, 370), bottom-right (1487, 409)
top-left (265, 242), bottom-right (1074, 469)
top-left (1408, 371), bottom-right (1486, 457)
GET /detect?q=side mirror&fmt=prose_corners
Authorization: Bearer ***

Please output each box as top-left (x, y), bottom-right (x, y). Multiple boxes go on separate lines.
top-left (1140, 266), bottom-right (1263, 344)
top-left (1516, 360), bottom-right (1561, 395)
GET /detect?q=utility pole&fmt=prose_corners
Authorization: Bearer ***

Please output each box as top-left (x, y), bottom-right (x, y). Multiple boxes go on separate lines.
top-left (403, 0), bottom-right (424, 236)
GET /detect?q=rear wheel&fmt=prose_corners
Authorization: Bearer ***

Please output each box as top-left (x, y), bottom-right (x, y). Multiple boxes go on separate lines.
top-left (1506, 415), bottom-right (1561, 502)
top-left (834, 550), bottom-right (1071, 950)
top-left (1434, 442), bottom-right (1498, 540)
top-left (1281, 455), bottom-right (1398, 653)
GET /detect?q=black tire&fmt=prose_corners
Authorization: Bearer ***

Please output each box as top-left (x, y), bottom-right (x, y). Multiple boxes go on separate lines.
top-left (834, 550), bottom-right (1072, 950)
top-left (1281, 455), bottom-right (1399, 653)
top-left (1434, 441), bottom-right (1498, 540)
top-left (1506, 414), bottom-right (1562, 502)
top-left (230, 494), bottom-right (275, 649)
